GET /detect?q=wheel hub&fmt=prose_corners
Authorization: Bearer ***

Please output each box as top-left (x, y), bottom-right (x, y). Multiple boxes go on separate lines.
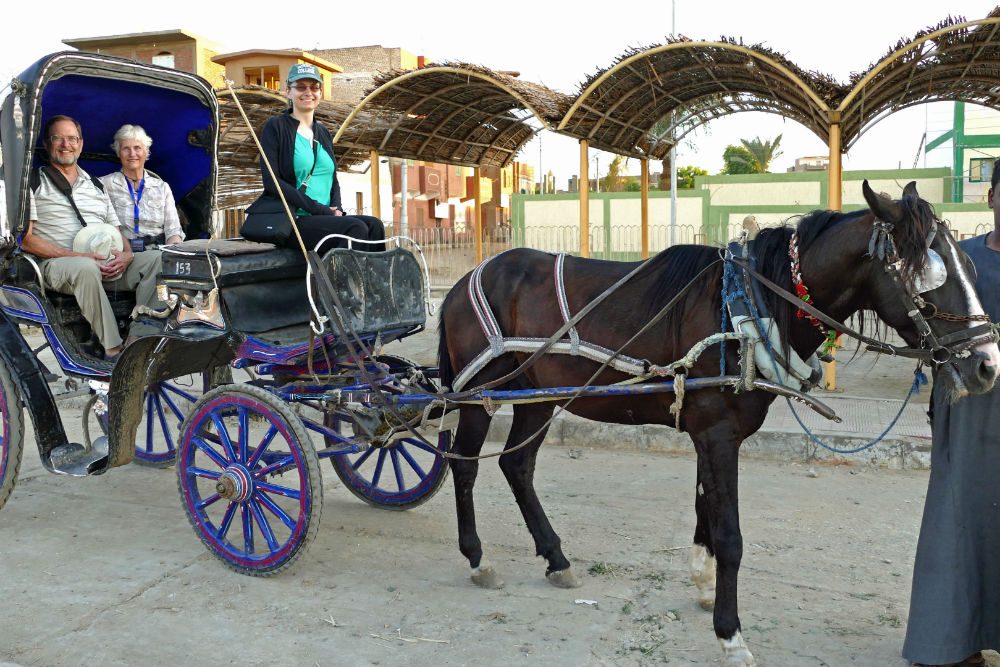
top-left (215, 464), bottom-right (254, 502)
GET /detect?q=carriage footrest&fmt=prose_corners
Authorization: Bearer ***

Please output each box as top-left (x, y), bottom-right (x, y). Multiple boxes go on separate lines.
top-left (47, 438), bottom-right (109, 477)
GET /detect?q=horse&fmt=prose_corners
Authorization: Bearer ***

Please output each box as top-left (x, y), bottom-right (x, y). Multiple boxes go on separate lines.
top-left (436, 181), bottom-right (1000, 666)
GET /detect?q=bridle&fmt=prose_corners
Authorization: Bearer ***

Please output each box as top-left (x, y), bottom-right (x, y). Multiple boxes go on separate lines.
top-left (856, 217), bottom-right (993, 364)
top-left (735, 219), bottom-right (995, 366)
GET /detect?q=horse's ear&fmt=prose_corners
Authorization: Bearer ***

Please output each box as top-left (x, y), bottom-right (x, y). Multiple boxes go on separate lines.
top-left (862, 179), bottom-right (902, 222)
top-left (902, 181), bottom-right (919, 199)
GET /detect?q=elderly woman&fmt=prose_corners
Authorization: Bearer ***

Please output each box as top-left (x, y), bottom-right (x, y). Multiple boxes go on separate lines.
top-left (100, 124), bottom-right (184, 251)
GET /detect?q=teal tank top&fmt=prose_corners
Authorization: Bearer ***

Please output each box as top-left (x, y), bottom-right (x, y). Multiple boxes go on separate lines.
top-left (293, 133), bottom-right (336, 216)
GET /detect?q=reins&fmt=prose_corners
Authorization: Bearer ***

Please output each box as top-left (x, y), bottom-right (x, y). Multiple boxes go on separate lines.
top-left (727, 255), bottom-right (994, 362)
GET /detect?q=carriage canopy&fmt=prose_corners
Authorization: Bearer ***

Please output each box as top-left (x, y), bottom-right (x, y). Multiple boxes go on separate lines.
top-left (0, 51), bottom-right (219, 249)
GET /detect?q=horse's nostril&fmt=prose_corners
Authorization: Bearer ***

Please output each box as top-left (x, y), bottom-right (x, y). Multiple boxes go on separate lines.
top-left (976, 356), bottom-right (1000, 387)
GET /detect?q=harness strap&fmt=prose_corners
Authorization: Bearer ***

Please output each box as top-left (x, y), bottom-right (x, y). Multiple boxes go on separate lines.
top-left (451, 338), bottom-right (651, 392)
top-left (468, 254), bottom-right (505, 356)
top-left (455, 252), bottom-right (648, 392)
top-left (555, 253), bottom-right (581, 354)
top-left (447, 256), bottom-right (722, 400)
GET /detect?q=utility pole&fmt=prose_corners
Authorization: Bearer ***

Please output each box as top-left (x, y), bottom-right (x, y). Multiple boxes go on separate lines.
top-left (669, 0), bottom-right (678, 247)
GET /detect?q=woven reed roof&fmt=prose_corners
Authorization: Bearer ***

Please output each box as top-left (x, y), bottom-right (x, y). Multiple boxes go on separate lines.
top-left (215, 86), bottom-right (389, 208)
top-left (215, 7), bottom-right (1000, 206)
top-left (332, 63), bottom-right (571, 168)
top-left (559, 37), bottom-right (840, 159)
top-left (838, 10), bottom-right (1000, 148)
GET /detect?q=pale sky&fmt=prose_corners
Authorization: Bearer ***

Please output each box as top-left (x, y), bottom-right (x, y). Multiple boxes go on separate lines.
top-left (3, 0), bottom-right (999, 183)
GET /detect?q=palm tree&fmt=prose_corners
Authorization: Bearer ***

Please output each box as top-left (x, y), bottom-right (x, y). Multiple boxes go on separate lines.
top-left (729, 134), bottom-right (783, 173)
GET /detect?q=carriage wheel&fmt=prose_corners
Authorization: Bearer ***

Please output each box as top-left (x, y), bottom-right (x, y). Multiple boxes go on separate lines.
top-left (0, 363), bottom-right (25, 512)
top-left (324, 354), bottom-right (451, 510)
top-left (328, 419), bottom-right (451, 511)
top-left (176, 384), bottom-right (321, 576)
top-left (86, 372), bottom-right (216, 467)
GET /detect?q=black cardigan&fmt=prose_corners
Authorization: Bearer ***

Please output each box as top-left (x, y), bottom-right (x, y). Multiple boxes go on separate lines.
top-left (258, 110), bottom-right (342, 215)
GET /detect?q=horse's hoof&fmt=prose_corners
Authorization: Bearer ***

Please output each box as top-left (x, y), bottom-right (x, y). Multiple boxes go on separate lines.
top-left (720, 631), bottom-right (756, 667)
top-left (471, 560), bottom-right (504, 589)
top-left (698, 596), bottom-right (715, 611)
top-left (546, 567), bottom-right (582, 588)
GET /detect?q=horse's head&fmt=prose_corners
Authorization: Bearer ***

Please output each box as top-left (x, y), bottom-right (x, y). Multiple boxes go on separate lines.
top-left (861, 180), bottom-right (999, 400)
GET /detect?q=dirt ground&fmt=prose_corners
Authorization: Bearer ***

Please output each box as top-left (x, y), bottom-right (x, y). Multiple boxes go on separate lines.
top-left (0, 324), bottom-right (979, 667)
top-left (0, 417), bottom-right (988, 667)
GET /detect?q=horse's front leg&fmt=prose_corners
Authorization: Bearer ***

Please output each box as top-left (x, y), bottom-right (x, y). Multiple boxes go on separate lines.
top-left (690, 432), bottom-right (755, 667)
top-left (690, 454), bottom-right (717, 611)
top-left (450, 406), bottom-right (504, 589)
top-left (497, 403), bottom-right (580, 587)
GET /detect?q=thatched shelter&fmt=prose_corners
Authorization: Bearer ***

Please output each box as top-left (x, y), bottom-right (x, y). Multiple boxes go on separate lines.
top-left (332, 63), bottom-right (571, 168)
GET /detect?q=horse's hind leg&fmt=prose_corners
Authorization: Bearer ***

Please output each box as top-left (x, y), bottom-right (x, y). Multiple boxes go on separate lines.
top-left (449, 406), bottom-right (504, 589)
top-left (690, 454), bottom-right (717, 611)
top-left (690, 433), bottom-right (755, 667)
top-left (496, 403), bottom-right (580, 588)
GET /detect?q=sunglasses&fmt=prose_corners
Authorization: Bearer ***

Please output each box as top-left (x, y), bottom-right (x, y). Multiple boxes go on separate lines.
top-left (291, 82), bottom-right (321, 92)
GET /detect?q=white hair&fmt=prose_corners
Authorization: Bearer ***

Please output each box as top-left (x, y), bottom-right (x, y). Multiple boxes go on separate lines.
top-left (111, 124), bottom-right (153, 155)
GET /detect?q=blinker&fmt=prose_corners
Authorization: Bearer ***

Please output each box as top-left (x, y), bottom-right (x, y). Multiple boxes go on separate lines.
top-left (912, 248), bottom-right (947, 293)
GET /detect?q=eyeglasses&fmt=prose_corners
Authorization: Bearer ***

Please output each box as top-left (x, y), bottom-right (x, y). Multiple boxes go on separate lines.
top-left (291, 83), bottom-right (321, 92)
top-left (50, 135), bottom-right (81, 146)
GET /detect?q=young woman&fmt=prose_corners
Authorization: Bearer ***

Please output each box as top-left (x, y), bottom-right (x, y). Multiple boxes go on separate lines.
top-left (242, 63), bottom-right (385, 252)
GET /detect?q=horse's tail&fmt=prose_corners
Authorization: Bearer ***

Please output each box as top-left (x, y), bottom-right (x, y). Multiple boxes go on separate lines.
top-left (437, 284), bottom-right (459, 391)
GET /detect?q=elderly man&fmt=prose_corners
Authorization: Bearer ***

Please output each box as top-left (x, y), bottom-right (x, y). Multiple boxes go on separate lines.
top-left (22, 115), bottom-right (164, 360)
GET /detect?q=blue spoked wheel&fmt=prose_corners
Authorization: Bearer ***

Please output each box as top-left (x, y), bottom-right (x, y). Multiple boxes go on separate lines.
top-left (177, 385), bottom-right (322, 576)
top-left (0, 363), bottom-right (25, 512)
top-left (132, 377), bottom-right (205, 467)
top-left (325, 411), bottom-right (451, 511)
top-left (87, 373), bottom-right (210, 468)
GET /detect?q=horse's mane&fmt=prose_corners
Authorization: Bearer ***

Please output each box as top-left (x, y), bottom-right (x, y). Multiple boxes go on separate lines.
top-left (889, 193), bottom-right (939, 283)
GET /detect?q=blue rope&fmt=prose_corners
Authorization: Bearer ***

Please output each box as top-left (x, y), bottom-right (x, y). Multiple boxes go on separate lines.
top-left (721, 258), bottom-right (927, 454)
top-left (784, 368), bottom-right (926, 454)
top-left (720, 261), bottom-right (746, 377)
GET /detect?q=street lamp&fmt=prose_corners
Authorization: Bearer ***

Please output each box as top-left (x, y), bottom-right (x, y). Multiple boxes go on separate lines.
top-left (590, 154), bottom-right (600, 192)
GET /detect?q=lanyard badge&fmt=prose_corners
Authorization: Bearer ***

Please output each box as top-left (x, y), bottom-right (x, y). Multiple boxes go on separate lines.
top-left (126, 174), bottom-right (146, 252)
top-left (125, 174), bottom-right (145, 234)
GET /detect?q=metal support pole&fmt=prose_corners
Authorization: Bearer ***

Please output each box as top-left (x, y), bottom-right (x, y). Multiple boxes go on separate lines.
top-left (827, 115), bottom-right (842, 211)
top-left (641, 159), bottom-right (649, 259)
top-left (824, 113), bottom-right (843, 390)
top-left (400, 159), bottom-right (408, 237)
top-left (579, 139), bottom-right (590, 258)
top-left (369, 149), bottom-right (381, 219)
top-left (473, 166), bottom-right (483, 264)
top-left (669, 140), bottom-right (677, 247)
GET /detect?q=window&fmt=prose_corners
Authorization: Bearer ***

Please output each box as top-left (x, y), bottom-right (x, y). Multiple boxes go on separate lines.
top-left (152, 52), bottom-right (175, 68)
top-left (243, 66), bottom-right (281, 90)
top-left (969, 157), bottom-right (995, 183)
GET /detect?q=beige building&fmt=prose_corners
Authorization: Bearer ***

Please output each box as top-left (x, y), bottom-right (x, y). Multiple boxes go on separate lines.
top-left (211, 50), bottom-right (343, 98)
top-left (62, 29), bottom-right (225, 83)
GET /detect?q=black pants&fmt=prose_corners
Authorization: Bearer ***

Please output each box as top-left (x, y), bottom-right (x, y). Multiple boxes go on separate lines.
top-left (290, 214), bottom-right (386, 254)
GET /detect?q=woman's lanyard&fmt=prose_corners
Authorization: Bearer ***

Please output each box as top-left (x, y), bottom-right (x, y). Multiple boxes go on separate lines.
top-left (125, 172), bottom-right (145, 235)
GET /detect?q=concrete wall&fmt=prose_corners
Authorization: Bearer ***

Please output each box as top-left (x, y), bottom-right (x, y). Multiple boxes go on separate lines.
top-left (513, 190), bottom-right (709, 259)
top-left (512, 167), bottom-right (984, 256)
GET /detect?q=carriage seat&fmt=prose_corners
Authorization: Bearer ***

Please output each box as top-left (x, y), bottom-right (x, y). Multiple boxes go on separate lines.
top-left (158, 239), bottom-right (307, 288)
top-left (159, 239), bottom-right (310, 333)
top-left (9, 255), bottom-right (136, 326)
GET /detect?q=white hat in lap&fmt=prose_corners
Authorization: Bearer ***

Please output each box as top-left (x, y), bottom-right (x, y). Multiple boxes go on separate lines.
top-left (72, 223), bottom-right (123, 260)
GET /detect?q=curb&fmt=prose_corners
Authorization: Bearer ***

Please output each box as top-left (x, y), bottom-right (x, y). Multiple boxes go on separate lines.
top-left (481, 407), bottom-right (932, 470)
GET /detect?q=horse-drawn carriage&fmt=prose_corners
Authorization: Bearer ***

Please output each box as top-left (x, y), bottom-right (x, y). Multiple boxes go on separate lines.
top-left (0, 52), bottom-right (452, 574)
top-left (3, 50), bottom-right (999, 667)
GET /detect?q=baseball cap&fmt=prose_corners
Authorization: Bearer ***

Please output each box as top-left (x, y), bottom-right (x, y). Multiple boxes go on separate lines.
top-left (287, 63), bottom-right (322, 84)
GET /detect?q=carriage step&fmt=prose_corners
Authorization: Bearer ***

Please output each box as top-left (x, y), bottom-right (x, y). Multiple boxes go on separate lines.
top-left (48, 438), bottom-right (109, 476)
